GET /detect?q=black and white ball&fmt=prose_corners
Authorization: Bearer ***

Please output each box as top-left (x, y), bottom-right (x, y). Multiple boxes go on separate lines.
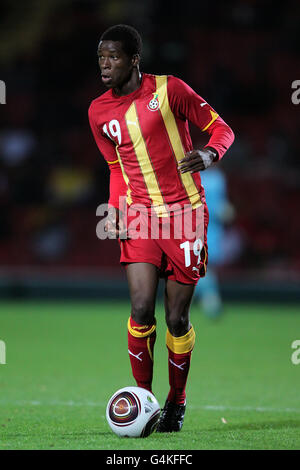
top-left (106, 386), bottom-right (160, 437)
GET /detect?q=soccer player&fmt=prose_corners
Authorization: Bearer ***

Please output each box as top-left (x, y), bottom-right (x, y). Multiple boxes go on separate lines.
top-left (89, 24), bottom-right (234, 432)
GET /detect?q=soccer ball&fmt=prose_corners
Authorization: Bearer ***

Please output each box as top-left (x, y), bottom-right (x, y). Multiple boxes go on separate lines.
top-left (106, 386), bottom-right (161, 437)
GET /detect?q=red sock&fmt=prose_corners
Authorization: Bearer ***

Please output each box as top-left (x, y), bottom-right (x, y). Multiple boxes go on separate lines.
top-left (127, 317), bottom-right (156, 393)
top-left (166, 327), bottom-right (196, 405)
top-left (167, 349), bottom-right (191, 404)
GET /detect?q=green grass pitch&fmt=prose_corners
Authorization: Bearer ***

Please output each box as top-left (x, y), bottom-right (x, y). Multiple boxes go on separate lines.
top-left (0, 300), bottom-right (300, 450)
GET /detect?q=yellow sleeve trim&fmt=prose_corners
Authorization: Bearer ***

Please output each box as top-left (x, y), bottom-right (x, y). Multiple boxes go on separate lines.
top-left (127, 318), bottom-right (156, 338)
top-left (166, 326), bottom-right (195, 354)
top-left (107, 159), bottom-right (119, 165)
top-left (201, 110), bottom-right (219, 132)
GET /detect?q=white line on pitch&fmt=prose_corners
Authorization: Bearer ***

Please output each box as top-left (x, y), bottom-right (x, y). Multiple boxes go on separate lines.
top-left (0, 400), bottom-right (300, 414)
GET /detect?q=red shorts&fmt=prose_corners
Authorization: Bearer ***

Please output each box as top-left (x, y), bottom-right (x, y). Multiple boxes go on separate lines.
top-left (119, 204), bottom-right (209, 285)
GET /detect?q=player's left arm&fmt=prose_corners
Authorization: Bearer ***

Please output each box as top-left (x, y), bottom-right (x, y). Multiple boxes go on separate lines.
top-left (167, 76), bottom-right (235, 173)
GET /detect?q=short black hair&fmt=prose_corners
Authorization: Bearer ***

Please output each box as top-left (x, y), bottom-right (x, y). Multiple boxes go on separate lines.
top-left (100, 24), bottom-right (142, 58)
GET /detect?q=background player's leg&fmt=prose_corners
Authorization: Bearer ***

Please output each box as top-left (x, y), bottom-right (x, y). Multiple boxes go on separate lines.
top-left (195, 267), bottom-right (222, 318)
top-left (164, 279), bottom-right (195, 405)
top-left (126, 263), bottom-right (159, 392)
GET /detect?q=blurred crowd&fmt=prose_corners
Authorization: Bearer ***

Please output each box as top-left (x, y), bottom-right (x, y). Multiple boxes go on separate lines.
top-left (0, 0), bottom-right (299, 279)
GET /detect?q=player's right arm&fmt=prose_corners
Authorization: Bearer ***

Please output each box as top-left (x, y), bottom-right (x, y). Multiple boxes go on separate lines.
top-left (88, 103), bottom-right (127, 237)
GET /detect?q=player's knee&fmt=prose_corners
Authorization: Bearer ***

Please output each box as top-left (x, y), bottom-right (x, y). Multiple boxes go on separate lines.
top-left (131, 299), bottom-right (155, 325)
top-left (166, 312), bottom-right (189, 337)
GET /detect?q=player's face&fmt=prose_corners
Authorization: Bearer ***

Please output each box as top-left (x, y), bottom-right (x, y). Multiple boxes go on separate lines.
top-left (97, 40), bottom-right (135, 89)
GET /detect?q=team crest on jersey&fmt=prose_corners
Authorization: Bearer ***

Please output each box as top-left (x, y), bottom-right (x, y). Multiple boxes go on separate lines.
top-left (147, 93), bottom-right (160, 111)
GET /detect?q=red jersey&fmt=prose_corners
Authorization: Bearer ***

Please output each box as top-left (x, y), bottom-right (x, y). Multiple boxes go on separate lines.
top-left (88, 73), bottom-right (234, 213)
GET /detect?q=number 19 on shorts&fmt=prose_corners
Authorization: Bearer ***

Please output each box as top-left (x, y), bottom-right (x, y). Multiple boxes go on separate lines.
top-left (180, 239), bottom-right (203, 268)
